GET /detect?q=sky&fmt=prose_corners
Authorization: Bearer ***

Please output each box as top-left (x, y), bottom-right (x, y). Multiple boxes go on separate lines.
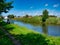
top-left (3, 0), bottom-right (60, 16)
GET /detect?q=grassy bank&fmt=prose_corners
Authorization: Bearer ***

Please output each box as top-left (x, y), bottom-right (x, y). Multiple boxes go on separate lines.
top-left (13, 16), bottom-right (60, 25)
top-left (0, 27), bottom-right (13, 45)
top-left (1, 22), bottom-right (60, 45)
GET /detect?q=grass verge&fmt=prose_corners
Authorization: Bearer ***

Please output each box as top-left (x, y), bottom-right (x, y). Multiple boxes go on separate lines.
top-left (1, 21), bottom-right (60, 45)
top-left (0, 27), bottom-right (13, 45)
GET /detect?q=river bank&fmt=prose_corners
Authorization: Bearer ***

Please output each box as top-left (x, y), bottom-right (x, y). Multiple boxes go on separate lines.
top-left (0, 21), bottom-right (60, 45)
top-left (4, 19), bottom-right (60, 36)
top-left (13, 16), bottom-right (60, 25)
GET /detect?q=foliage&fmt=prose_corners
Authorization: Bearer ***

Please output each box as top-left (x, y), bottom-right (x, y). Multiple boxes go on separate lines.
top-left (2, 23), bottom-right (60, 45)
top-left (42, 9), bottom-right (49, 22)
top-left (0, 28), bottom-right (13, 45)
top-left (0, 0), bottom-right (13, 22)
top-left (0, 0), bottom-right (13, 15)
top-left (13, 16), bottom-right (60, 25)
top-left (46, 17), bottom-right (58, 24)
top-left (8, 14), bottom-right (15, 18)
top-left (15, 33), bottom-right (49, 45)
top-left (24, 14), bottom-right (29, 18)
top-left (13, 16), bottom-right (42, 25)
top-left (0, 16), bottom-right (4, 21)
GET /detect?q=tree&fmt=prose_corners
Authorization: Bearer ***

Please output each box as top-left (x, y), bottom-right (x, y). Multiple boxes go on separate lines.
top-left (25, 14), bottom-right (29, 18)
top-left (8, 14), bottom-right (14, 18)
top-left (0, 0), bottom-right (13, 21)
top-left (42, 9), bottom-right (49, 22)
top-left (0, 0), bottom-right (13, 16)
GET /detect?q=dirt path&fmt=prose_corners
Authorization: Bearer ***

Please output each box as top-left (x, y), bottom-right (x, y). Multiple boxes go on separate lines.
top-left (0, 27), bottom-right (21, 45)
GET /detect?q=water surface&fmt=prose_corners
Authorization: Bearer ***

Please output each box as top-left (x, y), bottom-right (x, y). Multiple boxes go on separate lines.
top-left (4, 20), bottom-right (60, 36)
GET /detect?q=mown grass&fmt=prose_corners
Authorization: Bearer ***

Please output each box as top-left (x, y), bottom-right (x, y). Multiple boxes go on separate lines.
top-left (1, 22), bottom-right (60, 45)
top-left (13, 16), bottom-right (60, 25)
top-left (0, 27), bottom-right (13, 45)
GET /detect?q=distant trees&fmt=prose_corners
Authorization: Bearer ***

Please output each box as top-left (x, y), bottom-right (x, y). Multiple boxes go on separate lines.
top-left (25, 14), bottom-right (29, 18)
top-left (8, 14), bottom-right (14, 18)
top-left (49, 15), bottom-right (57, 17)
top-left (42, 9), bottom-right (49, 22)
top-left (0, 0), bottom-right (13, 21)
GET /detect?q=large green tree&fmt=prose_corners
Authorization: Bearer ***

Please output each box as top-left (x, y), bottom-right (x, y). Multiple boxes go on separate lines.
top-left (0, 0), bottom-right (13, 16)
top-left (42, 9), bottom-right (49, 22)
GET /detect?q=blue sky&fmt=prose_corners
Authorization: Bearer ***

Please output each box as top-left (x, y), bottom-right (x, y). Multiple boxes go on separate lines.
top-left (3, 0), bottom-right (60, 16)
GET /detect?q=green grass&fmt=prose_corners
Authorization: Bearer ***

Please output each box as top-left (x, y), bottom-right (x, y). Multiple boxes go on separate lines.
top-left (2, 22), bottom-right (60, 45)
top-left (3, 24), bottom-right (38, 35)
top-left (0, 28), bottom-right (13, 45)
top-left (13, 16), bottom-right (42, 25)
top-left (13, 16), bottom-right (60, 25)
top-left (46, 17), bottom-right (59, 24)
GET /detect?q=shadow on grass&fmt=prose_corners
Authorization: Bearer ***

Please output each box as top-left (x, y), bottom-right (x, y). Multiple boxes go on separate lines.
top-left (0, 21), bottom-right (15, 31)
top-left (0, 22), bottom-right (14, 45)
top-left (0, 21), bottom-right (7, 26)
top-left (0, 21), bottom-right (56, 45)
top-left (13, 33), bottom-right (51, 45)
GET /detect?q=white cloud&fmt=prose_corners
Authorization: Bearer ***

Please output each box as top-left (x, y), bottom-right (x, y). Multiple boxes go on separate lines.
top-left (47, 9), bottom-right (60, 16)
top-left (45, 4), bottom-right (48, 7)
top-left (2, 9), bottom-right (60, 17)
top-left (53, 4), bottom-right (59, 7)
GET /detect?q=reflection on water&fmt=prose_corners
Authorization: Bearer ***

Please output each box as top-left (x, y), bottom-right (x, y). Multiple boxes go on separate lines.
top-left (42, 23), bottom-right (48, 35)
top-left (10, 20), bottom-right (14, 24)
top-left (4, 20), bottom-right (60, 36)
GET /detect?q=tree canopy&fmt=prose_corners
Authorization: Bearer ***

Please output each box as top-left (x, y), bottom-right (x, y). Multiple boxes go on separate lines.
top-left (0, 0), bottom-right (13, 15)
top-left (42, 9), bottom-right (49, 22)
top-left (8, 14), bottom-right (14, 18)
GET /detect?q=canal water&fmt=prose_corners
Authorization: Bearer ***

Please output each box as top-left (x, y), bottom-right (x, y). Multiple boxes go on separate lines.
top-left (4, 20), bottom-right (60, 36)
